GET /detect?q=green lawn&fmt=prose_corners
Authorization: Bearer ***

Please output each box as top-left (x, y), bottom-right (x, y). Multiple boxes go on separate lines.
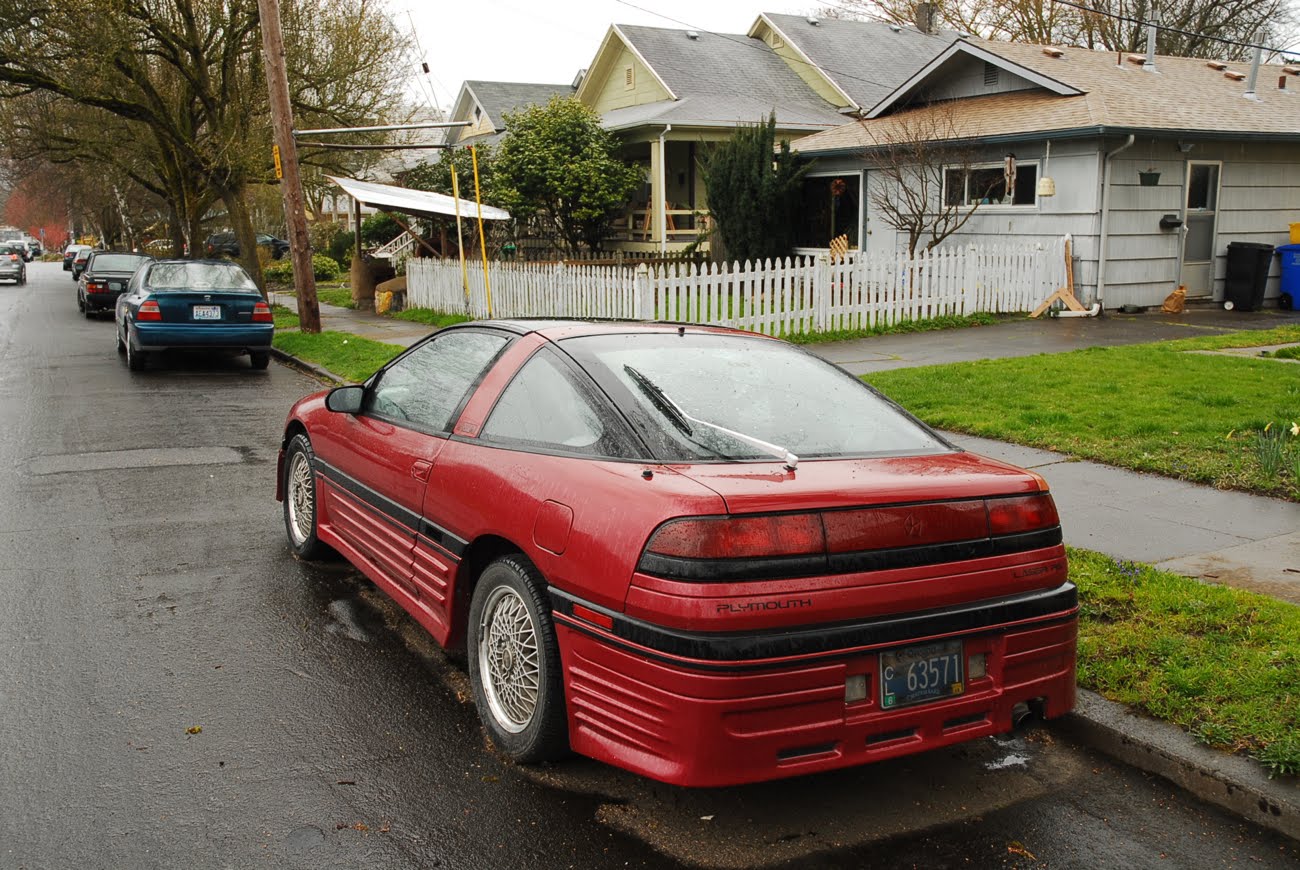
top-left (867, 326), bottom-right (1300, 499)
top-left (315, 287), bottom-right (355, 309)
top-left (272, 331), bottom-right (402, 383)
top-left (390, 307), bottom-right (471, 328)
top-left (1071, 547), bottom-right (1300, 776)
top-left (270, 304), bottom-right (299, 331)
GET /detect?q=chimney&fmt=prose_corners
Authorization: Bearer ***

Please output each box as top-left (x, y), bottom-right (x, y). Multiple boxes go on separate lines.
top-left (915, 2), bottom-right (937, 35)
top-left (1143, 5), bottom-right (1159, 71)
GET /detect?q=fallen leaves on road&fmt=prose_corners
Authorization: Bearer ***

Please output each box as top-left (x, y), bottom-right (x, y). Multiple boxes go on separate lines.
top-left (185, 726), bottom-right (202, 735)
top-left (1007, 841), bottom-right (1037, 860)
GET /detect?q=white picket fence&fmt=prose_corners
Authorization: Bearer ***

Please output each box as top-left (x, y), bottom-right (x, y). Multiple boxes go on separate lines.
top-left (406, 237), bottom-right (1068, 336)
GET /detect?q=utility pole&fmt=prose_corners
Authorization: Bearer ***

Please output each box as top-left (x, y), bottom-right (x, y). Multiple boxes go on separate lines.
top-left (257, 0), bottom-right (320, 333)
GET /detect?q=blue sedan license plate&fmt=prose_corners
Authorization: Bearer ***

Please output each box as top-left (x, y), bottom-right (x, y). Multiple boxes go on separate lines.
top-left (880, 640), bottom-right (963, 709)
top-left (192, 305), bottom-right (221, 320)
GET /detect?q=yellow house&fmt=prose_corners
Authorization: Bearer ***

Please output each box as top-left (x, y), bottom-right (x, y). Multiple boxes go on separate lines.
top-left (575, 14), bottom-right (958, 253)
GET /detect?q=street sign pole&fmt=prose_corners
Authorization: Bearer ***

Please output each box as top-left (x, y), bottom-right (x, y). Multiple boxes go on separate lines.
top-left (257, 0), bottom-right (320, 333)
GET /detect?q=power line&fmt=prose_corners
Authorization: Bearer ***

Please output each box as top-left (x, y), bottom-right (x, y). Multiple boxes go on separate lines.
top-left (1048, 0), bottom-right (1293, 57)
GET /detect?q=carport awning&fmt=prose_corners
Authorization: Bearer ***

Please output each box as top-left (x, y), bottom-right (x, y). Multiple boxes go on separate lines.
top-left (326, 175), bottom-right (511, 221)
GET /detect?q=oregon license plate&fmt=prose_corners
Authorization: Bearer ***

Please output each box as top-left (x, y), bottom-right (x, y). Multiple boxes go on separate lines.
top-left (192, 305), bottom-right (221, 320)
top-left (880, 640), bottom-right (964, 709)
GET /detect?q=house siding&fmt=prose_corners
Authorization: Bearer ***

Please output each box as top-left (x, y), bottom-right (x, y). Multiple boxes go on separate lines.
top-left (922, 54), bottom-right (1041, 102)
top-left (588, 45), bottom-right (672, 113)
top-left (822, 135), bottom-right (1298, 310)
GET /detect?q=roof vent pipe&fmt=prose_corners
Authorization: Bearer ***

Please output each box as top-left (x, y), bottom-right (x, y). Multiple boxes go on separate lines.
top-left (1244, 38), bottom-right (1263, 99)
top-left (1143, 6), bottom-right (1158, 71)
top-left (915, 2), bottom-right (936, 34)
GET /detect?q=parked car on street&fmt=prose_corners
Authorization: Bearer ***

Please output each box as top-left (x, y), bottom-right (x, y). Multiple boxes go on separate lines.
top-left (24, 237), bottom-right (41, 259)
top-left (70, 246), bottom-right (95, 280)
top-left (276, 321), bottom-right (1077, 787)
top-left (115, 259), bottom-right (274, 371)
top-left (204, 232), bottom-right (289, 260)
top-left (0, 242), bottom-right (27, 284)
top-left (63, 244), bottom-right (90, 271)
top-left (77, 251), bottom-right (153, 317)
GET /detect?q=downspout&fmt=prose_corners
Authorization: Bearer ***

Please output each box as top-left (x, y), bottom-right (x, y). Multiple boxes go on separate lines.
top-left (1096, 134), bottom-right (1135, 312)
top-left (658, 124), bottom-right (672, 255)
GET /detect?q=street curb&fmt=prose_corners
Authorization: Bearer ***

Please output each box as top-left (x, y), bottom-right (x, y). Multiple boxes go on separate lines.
top-left (1058, 688), bottom-right (1299, 841)
top-left (269, 347), bottom-right (351, 385)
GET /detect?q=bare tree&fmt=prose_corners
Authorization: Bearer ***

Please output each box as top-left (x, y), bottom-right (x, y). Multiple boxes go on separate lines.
top-left (816, 0), bottom-right (1297, 62)
top-left (861, 105), bottom-right (994, 256)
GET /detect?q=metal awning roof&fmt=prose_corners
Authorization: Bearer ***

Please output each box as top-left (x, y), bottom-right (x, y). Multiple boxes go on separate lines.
top-left (326, 175), bottom-right (511, 221)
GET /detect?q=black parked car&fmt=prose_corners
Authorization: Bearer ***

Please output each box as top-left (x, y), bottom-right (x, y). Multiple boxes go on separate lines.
top-left (204, 232), bottom-right (288, 260)
top-left (78, 250), bottom-right (153, 316)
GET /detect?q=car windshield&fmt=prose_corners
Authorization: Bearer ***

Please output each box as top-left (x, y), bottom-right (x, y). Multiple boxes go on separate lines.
top-left (562, 332), bottom-right (949, 462)
top-left (146, 262), bottom-right (257, 292)
top-left (90, 254), bottom-right (149, 272)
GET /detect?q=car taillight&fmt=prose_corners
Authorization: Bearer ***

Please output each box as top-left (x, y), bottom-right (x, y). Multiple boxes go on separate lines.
top-left (7, 254), bottom-right (16, 261)
top-left (136, 300), bottom-right (162, 321)
top-left (987, 494), bottom-right (1060, 535)
top-left (644, 514), bottom-right (825, 559)
top-left (87, 281), bottom-right (106, 292)
top-left (252, 301), bottom-right (273, 323)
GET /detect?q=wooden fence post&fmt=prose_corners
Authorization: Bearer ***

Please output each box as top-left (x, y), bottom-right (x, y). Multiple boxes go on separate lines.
top-left (815, 253), bottom-right (831, 332)
top-left (633, 263), bottom-right (650, 321)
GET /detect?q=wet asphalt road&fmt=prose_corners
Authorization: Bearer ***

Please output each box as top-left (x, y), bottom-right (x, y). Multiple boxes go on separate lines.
top-left (2, 262), bottom-right (1297, 870)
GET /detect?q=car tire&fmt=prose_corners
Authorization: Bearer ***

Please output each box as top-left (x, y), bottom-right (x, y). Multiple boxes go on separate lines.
top-left (467, 555), bottom-right (569, 763)
top-left (77, 293), bottom-right (85, 313)
top-left (125, 332), bottom-right (148, 371)
top-left (249, 350), bottom-right (270, 370)
top-left (282, 433), bottom-right (331, 560)
top-left (17, 272), bottom-right (24, 286)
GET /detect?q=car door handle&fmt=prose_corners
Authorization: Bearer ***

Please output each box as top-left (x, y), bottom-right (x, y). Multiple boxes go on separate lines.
top-left (411, 460), bottom-right (433, 482)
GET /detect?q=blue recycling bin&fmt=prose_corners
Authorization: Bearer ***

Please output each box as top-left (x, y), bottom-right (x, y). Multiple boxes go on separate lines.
top-left (1279, 243), bottom-right (1300, 311)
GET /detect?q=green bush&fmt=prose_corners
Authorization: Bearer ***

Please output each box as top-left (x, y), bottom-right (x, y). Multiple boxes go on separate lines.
top-left (360, 213), bottom-right (403, 247)
top-left (311, 254), bottom-right (341, 280)
top-left (264, 259), bottom-right (293, 284)
top-left (263, 254), bottom-right (341, 283)
top-left (327, 230), bottom-right (355, 267)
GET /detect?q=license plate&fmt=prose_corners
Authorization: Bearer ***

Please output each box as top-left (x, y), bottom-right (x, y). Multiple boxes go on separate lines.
top-left (880, 640), bottom-right (964, 709)
top-left (192, 305), bottom-right (222, 320)
top-left (109, 282), bottom-right (121, 292)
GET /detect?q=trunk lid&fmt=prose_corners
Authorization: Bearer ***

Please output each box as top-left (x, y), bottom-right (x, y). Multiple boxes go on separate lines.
top-left (148, 290), bottom-right (262, 324)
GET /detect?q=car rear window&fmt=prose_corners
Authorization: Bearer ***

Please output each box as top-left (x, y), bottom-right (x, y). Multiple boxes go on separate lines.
top-left (146, 262), bottom-right (257, 292)
top-left (90, 254), bottom-right (149, 272)
top-left (562, 332), bottom-right (949, 462)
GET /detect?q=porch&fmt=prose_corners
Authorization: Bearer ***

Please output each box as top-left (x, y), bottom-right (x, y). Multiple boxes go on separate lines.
top-left (608, 138), bottom-right (710, 253)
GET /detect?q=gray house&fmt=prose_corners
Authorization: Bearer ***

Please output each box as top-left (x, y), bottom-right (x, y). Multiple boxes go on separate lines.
top-left (446, 80), bottom-right (576, 146)
top-left (793, 39), bottom-right (1300, 309)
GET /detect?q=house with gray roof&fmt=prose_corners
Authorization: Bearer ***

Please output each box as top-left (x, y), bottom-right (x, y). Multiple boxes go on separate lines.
top-left (793, 38), bottom-right (1300, 310)
top-left (447, 80), bottom-right (575, 147)
top-left (573, 15), bottom-right (957, 253)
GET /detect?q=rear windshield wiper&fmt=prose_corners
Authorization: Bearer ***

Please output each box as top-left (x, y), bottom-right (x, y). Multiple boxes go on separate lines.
top-left (622, 364), bottom-right (798, 470)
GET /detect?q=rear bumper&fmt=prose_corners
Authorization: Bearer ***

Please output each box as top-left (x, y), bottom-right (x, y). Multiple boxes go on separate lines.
top-left (84, 292), bottom-right (122, 311)
top-left (553, 583), bottom-right (1078, 787)
top-left (133, 322), bottom-right (273, 350)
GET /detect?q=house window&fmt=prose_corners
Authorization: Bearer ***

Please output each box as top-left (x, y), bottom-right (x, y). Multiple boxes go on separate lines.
top-left (473, 105), bottom-right (482, 121)
top-left (624, 65), bottom-right (635, 90)
top-left (944, 162), bottom-right (1038, 207)
top-left (796, 174), bottom-right (861, 249)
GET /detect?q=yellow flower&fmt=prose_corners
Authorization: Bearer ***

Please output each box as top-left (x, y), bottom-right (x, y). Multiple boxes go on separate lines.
top-left (1265, 422), bottom-right (1272, 432)
top-left (1292, 422), bottom-right (1300, 437)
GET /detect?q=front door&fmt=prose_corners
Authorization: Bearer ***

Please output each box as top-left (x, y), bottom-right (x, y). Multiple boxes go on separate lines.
top-left (1179, 161), bottom-right (1221, 297)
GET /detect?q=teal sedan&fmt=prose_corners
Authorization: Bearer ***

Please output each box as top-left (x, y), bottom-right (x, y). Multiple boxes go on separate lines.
top-left (115, 260), bottom-right (274, 371)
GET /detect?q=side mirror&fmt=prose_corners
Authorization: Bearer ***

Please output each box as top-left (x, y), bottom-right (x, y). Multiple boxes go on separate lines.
top-left (325, 385), bottom-right (365, 414)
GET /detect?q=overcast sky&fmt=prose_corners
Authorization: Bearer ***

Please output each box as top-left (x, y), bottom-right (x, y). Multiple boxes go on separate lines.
top-left (391, 1), bottom-right (816, 113)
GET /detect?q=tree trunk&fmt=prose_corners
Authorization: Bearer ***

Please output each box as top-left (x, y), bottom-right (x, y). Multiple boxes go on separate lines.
top-left (218, 185), bottom-right (264, 295)
top-left (167, 200), bottom-right (186, 258)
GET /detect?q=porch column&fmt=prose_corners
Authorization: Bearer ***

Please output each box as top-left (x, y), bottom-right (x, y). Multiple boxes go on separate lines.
top-left (650, 136), bottom-right (665, 251)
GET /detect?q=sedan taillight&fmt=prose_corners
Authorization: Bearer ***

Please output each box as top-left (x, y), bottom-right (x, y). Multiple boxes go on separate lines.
top-left (252, 301), bottom-right (273, 323)
top-left (136, 300), bottom-right (162, 321)
top-left (87, 281), bottom-right (107, 293)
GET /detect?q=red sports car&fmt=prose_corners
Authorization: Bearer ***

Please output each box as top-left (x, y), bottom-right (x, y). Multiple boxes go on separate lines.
top-left (277, 320), bottom-right (1076, 787)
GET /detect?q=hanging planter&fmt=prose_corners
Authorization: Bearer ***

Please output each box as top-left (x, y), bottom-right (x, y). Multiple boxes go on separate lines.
top-left (1138, 170), bottom-right (1161, 187)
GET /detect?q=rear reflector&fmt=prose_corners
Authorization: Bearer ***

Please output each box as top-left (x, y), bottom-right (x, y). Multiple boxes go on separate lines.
top-left (823, 500), bottom-right (987, 553)
top-left (252, 301), bottom-right (273, 323)
top-left (645, 514), bottom-right (824, 560)
top-left (136, 300), bottom-right (162, 322)
top-left (572, 603), bottom-right (614, 630)
top-left (987, 494), bottom-right (1059, 535)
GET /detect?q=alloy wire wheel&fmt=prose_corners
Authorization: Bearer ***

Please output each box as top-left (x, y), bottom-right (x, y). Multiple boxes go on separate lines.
top-left (478, 585), bottom-right (541, 733)
top-left (282, 433), bottom-right (329, 560)
top-left (467, 556), bottom-right (568, 762)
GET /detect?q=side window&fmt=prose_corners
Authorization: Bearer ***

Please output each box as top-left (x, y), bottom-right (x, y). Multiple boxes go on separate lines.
top-left (367, 330), bottom-right (507, 432)
top-left (481, 349), bottom-right (639, 458)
